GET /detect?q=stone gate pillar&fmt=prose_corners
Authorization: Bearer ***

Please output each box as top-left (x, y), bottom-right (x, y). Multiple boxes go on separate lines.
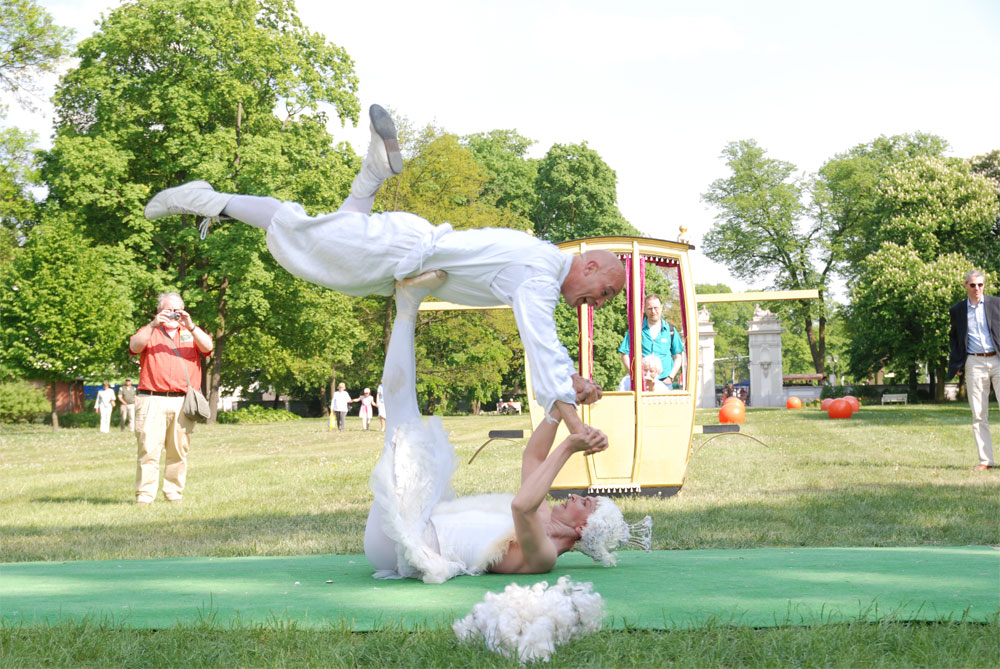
top-left (697, 306), bottom-right (717, 408)
top-left (747, 305), bottom-right (784, 407)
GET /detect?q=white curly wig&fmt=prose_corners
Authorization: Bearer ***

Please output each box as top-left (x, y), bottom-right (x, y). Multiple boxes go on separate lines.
top-left (574, 497), bottom-right (652, 566)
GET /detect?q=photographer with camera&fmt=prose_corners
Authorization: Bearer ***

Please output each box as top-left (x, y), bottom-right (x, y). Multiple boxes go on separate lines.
top-left (128, 292), bottom-right (213, 505)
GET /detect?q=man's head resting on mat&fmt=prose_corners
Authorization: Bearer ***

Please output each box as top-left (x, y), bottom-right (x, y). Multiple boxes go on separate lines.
top-left (561, 250), bottom-right (626, 311)
top-left (552, 494), bottom-right (653, 566)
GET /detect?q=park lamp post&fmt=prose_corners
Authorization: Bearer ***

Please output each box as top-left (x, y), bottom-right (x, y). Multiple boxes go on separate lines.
top-left (826, 355), bottom-right (839, 386)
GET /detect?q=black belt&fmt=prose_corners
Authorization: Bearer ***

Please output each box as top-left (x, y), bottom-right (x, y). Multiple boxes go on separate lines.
top-left (138, 390), bottom-right (186, 397)
top-left (969, 351), bottom-right (996, 357)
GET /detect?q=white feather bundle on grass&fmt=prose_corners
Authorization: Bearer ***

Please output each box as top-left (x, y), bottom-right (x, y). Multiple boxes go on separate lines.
top-left (453, 576), bottom-right (604, 663)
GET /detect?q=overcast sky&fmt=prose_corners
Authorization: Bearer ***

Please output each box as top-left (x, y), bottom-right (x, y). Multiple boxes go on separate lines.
top-left (8, 0), bottom-right (1000, 299)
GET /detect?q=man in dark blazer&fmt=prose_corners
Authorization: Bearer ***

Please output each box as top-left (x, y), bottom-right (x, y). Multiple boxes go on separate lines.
top-left (948, 269), bottom-right (1000, 471)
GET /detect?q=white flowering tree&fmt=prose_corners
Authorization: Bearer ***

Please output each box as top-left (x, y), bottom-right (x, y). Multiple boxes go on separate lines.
top-left (845, 156), bottom-right (999, 397)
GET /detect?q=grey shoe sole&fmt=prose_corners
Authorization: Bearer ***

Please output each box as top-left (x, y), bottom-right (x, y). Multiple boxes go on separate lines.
top-left (369, 104), bottom-right (403, 174)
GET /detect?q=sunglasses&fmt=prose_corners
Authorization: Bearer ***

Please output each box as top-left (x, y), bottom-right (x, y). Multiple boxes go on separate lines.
top-left (968, 283), bottom-right (984, 288)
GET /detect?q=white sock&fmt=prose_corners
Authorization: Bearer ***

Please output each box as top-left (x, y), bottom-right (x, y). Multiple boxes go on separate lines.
top-left (221, 195), bottom-right (283, 231)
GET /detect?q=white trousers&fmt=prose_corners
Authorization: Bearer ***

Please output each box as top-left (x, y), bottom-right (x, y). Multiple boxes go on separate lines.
top-left (98, 406), bottom-right (113, 433)
top-left (363, 281), bottom-right (431, 573)
top-left (966, 355), bottom-right (1000, 466)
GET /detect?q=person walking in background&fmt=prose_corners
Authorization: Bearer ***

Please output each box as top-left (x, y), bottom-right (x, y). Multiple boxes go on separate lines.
top-left (117, 378), bottom-right (137, 432)
top-left (948, 269), bottom-right (1000, 471)
top-left (376, 383), bottom-right (386, 432)
top-left (128, 292), bottom-right (213, 504)
top-left (353, 387), bottom-right (376, 431)
top-left (95, 381), bottom-right (116, 433)
top-left (330, 382), bottom-right (350, 431)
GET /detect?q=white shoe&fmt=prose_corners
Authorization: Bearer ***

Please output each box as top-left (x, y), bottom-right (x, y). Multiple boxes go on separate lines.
top-left (351, 104), bottom-right (403, 198)
top-left (144, 181), bottom-right (234, 220)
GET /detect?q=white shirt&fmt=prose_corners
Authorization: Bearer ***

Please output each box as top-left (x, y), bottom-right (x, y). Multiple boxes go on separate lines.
top-left (95, 387), bottom-right (116, 409)
top-left (331, 390), bottom-right (351, 413)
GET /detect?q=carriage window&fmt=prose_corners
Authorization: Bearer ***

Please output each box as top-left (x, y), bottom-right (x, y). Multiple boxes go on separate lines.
top-left (554, 252), bottom-right (689, 393)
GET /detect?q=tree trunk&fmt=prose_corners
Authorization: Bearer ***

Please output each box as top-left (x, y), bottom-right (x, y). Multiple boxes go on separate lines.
top-left (50, 382), bottom-right (60, 431)
top-left (934, 361), bottom-right (947, 401)
top-left (803, 297), bottom-right (826, 375)
top-left (206, 275), bottom-right (228, 424)
top-left (471, 399), bottom-right (481, 415)
top-left (908, 365), bottom-right (918, 395)
top-left (209, 344), bottom-right (223, 423)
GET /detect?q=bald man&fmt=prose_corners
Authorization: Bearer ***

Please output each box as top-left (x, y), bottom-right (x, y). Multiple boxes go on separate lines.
top-left (144, 105), bottom-right (625, 433)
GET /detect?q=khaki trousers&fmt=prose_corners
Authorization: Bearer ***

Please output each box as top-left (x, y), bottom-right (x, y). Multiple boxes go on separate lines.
top-left (134, 395), bottom-right (194, 502)
top-left (966, 355), bottom-right (1000, 467)
top-left (120, 403), bottom-right (135, 431)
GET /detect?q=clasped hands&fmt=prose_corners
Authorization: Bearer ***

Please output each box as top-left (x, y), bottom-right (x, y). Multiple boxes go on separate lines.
top-left (565, 424), bottom-right (609, 456)
top-left (572, 373), bottom-right (602, 405)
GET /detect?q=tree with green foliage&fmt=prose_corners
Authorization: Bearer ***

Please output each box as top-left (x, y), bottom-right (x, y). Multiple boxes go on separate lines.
top-left (869, 156), bottom-right (997, 266)
top-left (843, 155), bottom-right (998, 395)
top-left (968, 149), bottom-right (1000, 272)
top-left (0, 221), bottom-right (134, 428)
top-left (847, 244), bottom-right (972, 399)
top-left (0, 125), bottom-right (40, 258)
top-left (0, 0), bottom-right (73, 258)
top-left (533, 141), bottom-right (639, 242)
top-left (702, 139), bottom-right (831, 375)
top-left (0, 0), bottom-right (74, 107)
top-left (463, 129), bottom-right (538, 224)
top-left (38, 0), bottom-right (362, 420)
top-left (812, 132), bottom-right (950, 277)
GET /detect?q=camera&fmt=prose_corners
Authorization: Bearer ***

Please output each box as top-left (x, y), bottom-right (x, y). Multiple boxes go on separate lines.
top-left (167, 311), bottom-right (181, 320)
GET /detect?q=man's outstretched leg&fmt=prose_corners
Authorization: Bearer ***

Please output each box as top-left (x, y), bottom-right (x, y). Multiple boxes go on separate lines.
top-left (144, 104), bottom-right (402, 228)
top-left (339, 104), bottom-right (402, 214)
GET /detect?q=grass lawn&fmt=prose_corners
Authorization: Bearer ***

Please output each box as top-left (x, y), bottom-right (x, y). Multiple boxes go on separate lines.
top-left (1, 404), bottom-right (998, 666)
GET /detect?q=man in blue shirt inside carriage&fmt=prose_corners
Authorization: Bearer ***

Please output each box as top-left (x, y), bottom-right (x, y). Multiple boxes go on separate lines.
top-left (618, 293), bottom-right (684, 388)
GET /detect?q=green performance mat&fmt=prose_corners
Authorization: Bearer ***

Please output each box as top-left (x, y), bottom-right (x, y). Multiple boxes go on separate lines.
top-left (3, 547), bottom-right (997, 630)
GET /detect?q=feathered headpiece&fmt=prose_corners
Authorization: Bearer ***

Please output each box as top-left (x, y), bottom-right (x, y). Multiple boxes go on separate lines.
top-left (574, 497), bottom-right (652, 566)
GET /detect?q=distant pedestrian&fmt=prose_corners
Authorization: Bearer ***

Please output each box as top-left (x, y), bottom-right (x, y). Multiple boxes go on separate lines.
top-left (376, 383), bottom-right (386, 432)
top-left (330, 382), bottom-right (350, 431)
top-left (352, 387), bottom-right (376, 431)
top-left (117, 378), bottom-right (136, 432)
top-left (95, 381), bottom-right (116, 433)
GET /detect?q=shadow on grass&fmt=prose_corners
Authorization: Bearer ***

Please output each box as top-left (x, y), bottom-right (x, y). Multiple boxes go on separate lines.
top-left (32, 496), bottom-right (124, 505)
